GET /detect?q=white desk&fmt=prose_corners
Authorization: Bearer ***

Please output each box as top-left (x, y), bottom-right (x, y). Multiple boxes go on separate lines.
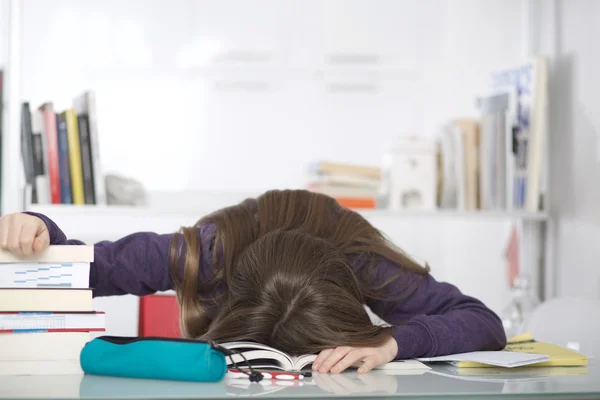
top-left (0, 361), bottom-right (597, 400)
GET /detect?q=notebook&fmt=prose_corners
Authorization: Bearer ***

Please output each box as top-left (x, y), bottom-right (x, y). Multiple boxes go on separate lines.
top-left (417, 332), bottom-right (589, 368)
top-left (498, 332), bottom-right (588, 367)
top-left (222, 342), bottom-right (430, 372)
top-left (417, 351), bottom-right (550, 368)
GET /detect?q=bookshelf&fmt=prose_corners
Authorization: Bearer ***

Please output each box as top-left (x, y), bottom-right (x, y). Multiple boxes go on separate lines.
top-left (26, 203), bottom-right (549, 221)
top-left (2, 0), bottom-right (554, 307)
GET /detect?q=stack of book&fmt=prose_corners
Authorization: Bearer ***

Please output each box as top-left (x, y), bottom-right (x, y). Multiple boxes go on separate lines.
top-left (306, 161), bottom-right (381, 209)
top-left (21, 91), bottom-right (105, 206)
top-left (437, 57), bottom-right (548, 212)
top-left (0, 245), bottom-right (103, 375)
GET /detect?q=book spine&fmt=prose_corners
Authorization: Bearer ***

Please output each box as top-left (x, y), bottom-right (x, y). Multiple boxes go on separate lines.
top-left (56, 114), bottom-right (73, 204)
top-left (31, 110), bottom-right (49, 204)
top-left (42, 107), bottom-right (61, 204)
top-left (0, 328), bottom-right (105, 333)
top-left (64, 109), bottom-right (85, 205)
top-left (335, 198), bottom-right (376, 209)
top-left (20, 103), bottom-right (35, 185)
top-left (77, 115), bottom-right (95, 204)
top-left (86, 92), bottom-right (105, 205)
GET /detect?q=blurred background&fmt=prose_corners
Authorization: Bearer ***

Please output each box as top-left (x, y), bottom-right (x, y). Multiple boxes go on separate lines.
top-left (0, 0), bottom-right (598, 351)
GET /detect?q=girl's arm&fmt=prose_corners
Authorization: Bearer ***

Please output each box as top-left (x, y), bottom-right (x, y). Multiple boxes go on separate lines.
top-left (366, 259), bottom-right (507, 360)
top-left (24, 212), bottom-right (216, 297)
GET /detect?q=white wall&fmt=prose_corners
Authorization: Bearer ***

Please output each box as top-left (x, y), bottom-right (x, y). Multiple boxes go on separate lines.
top-left (535, 0), bottom-right (600, 299)
top-left (2, 0), bottom-right (539, 335)
top-left (13, 0), bottom-right (525, 193)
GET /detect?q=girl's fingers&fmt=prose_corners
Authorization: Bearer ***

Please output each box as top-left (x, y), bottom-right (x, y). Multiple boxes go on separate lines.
top-left (358, 355), bottom-right (381, 373)
top-left (32, 229), bottom-right (50, 253)
top-left (313, 348), bottom-right (334, 371)
top-left (0, 219), bottom-right (9, 249)
top-left (331, 349), bottom-right (368, 374)
top-left (19, 222), bottom-right (38, 257)
top-left (7, 222), bottom-right (24, 257)
top-left (318, 346), bottom-right (353, 373)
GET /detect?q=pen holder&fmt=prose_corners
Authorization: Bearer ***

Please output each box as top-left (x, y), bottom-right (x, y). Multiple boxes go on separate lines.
top-left (80, 336), bottom-right (227, 382)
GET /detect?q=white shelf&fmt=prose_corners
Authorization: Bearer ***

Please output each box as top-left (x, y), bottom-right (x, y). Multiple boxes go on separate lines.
top-left (25, 204), bottom-right (197, 217)
top-left (361, 209), bottom-right (548, 221)
top-left (25, 204), bottom-right (548, 222)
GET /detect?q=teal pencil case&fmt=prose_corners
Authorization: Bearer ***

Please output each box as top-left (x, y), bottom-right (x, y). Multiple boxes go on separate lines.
top-left (80, 336), bottom-right (227, 382)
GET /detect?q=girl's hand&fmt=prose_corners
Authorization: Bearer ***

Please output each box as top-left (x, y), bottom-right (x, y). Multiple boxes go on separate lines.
top-left (312, 336), bottom-right (398, 374)
top-left (0, 213), bottom-right (50, 257)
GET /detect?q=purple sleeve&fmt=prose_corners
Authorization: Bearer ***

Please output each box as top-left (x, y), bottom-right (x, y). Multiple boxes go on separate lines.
top-left (24, 212), bottom-right (216, 298)
top-left (366, 259), bottom-right (507, 360)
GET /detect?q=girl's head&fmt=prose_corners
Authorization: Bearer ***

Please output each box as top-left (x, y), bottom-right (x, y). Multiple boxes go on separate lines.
top-left (170, 190), bottom-right (428, 355)
top-left (202, 229), bottom-right (391, 354)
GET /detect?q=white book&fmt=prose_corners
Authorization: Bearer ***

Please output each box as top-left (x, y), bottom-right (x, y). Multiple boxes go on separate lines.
top-left (490, 57), bottom-right (547, 212)
top-left (0, 360), bottom-right (83, 376)
top-left (0, 312), bottom-right (105, 332)
top-left (0, 262), bottom-right (90, 289)
top-left (307, 174), bottom-right (381, 189)
top-left (0, 332), bottom-right (91, 361)
top-left (439, 124), bottom-right (459, 209)
top-left (31, 109), bottom-right (50, 205)
top-left (451, 125), bottom-right (466, 210)
top-left (307, 184), bottom-right (379, 199)
top-left (417, 351), bottom-right (550, 368)
top-left (0, 245), bottom-right (94, 264)
top-left (0, 288), bottom-right (93, 312)
top-left (0, 245), bottom-right (93, 289)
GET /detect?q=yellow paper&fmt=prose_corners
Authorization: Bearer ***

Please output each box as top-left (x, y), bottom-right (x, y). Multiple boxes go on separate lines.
top-left (455, 332), bottom-right (588, 368)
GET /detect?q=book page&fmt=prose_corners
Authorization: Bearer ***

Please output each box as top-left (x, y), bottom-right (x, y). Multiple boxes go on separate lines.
top-left (225, 350), bottom-right (293, 371)
top-left (375, 360), bottom-right (430, 370)
top-left (222, 341), bottom-right (287, 355)
top-left (291, 354), bottom-right (317, 370)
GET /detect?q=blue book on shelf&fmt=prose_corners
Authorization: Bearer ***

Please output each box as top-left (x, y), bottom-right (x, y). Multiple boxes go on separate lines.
top-left (56, 114), bottom-right (73, 204)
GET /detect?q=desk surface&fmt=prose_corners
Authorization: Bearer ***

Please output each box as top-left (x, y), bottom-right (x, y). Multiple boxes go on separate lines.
top-left (1, 361), bottom-right (598, 400)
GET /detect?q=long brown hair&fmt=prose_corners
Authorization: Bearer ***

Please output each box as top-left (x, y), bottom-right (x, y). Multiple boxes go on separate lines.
top-left (169, 189), bottom-right (429, 355)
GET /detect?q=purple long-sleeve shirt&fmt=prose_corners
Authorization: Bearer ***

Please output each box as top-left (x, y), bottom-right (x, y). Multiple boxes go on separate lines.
top-left (27, 212), bottom-right (507, 360)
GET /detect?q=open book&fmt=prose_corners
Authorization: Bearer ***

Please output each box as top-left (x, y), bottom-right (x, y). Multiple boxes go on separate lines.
top-left (221, 342), bottom-right (430, 372)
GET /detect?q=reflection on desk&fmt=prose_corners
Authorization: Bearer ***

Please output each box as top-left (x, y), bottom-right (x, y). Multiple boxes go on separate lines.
top-left (0, 361), bottom-right (598, 399)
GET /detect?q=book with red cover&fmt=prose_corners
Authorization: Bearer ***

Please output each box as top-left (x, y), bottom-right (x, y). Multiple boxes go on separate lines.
top-left (138, 294), bottom-right (180, 338)
top-left (39, 103), bottom-right (61, 204)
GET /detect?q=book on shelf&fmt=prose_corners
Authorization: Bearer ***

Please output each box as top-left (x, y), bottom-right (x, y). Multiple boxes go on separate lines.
top-left (476, 91), bottom-right (511, 211)
top-left (306, 161), bottom-right (381, 209)
top-left (0, 244), bottom-right (101, 375)
top-left (222, 341), bottom-right (431, 372)
top-left (56, 111), bottom-right (73, 204)
top-left (21, 90), bottom-right (105, 207)
top-left (74, 91), bottom-right (104, 205)
top-left (488, 57), bottom-right (548, 212)
top-left (439, 122), bottom-right (466, 210)
top-left (436, 56), bottom-right (547, 213)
